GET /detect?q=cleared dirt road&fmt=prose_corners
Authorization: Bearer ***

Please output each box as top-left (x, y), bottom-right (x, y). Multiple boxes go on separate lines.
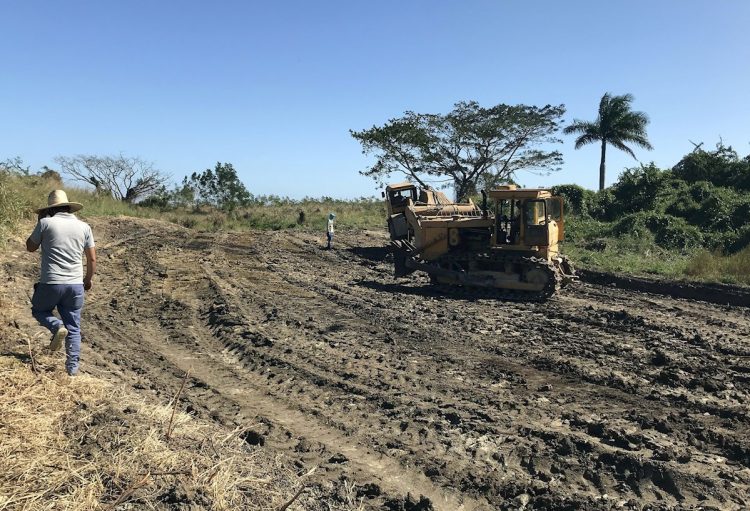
top-left (10, 217), bottom-right (750, 510)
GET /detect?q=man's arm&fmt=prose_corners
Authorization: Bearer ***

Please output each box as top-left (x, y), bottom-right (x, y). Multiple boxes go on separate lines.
top-left (26, 219), bottom-right (43, 252)
top-left (84, 246), bottom-right (96, 290)
top-left (26, 237), bottom-right (40, 252)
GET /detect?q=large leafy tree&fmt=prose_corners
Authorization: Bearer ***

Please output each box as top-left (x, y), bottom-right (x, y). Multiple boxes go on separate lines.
top-left (184, 162), bottom-right (251, 211)
top-left (564, 93), bottom-right (653, 191)
top-left (351, 101), bottom-right (566, 201)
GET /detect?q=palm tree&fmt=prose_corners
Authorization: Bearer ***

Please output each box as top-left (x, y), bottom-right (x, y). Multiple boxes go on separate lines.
top-left (564, 93), bottom-right (653, 190)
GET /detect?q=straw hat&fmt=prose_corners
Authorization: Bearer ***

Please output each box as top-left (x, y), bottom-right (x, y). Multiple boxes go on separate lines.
top-left (36, 190), bottom-right (83, 214)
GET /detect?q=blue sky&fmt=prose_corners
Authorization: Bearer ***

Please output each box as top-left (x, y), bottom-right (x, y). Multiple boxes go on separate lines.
top-left (2, 0), bottom-right (749, 198)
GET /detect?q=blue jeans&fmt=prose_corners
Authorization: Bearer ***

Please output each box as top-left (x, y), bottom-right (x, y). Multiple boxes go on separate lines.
top-left (327, 231), bottom-right (333, 249)
top-left (31, 283), bottom-right (84, 374)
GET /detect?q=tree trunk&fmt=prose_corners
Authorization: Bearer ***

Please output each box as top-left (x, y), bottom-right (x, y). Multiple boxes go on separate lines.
top-left (455, 180), bottom-right (464, 202)
top-left (455, 179), bottom-right (475, 202)
top-left (599, 140), bottom-right (607, 191)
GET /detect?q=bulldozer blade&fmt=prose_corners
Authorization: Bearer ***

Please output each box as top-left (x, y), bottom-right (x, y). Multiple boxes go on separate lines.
top-left (391, 241), bottom-right (416, 278)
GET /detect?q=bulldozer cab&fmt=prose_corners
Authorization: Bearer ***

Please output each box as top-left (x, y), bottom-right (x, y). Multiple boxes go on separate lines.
top-left (384, 183), bottom-right (418, 216)
top-left (489, 186), bottom-right (564, 254)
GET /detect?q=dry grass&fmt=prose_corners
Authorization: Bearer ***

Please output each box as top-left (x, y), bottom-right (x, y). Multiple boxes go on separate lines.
top-left (0, 172), bottom-right (384, 244)
top-left (0, 172), bottom-right (160, 246)
top-left (160, 199), bottom-right (385, 233)
top-left (0, 345), bottom-right (364, 510)
top-left (0, 354), bottom-right (281, 510)
top-left (0, 173), bottom-right (32, 241)
top-left (684, 247), bottom-right (750, 285)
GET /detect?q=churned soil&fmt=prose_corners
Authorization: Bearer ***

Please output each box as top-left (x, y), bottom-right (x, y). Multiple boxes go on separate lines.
top-left (7, 216), bottom-right (750, 510)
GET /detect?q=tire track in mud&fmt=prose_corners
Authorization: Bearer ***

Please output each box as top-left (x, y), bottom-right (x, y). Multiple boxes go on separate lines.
top-left (296, 246), bottom-right (748, 506)
top-left (530, 291), bottom-right (750, 463)
top-left (213, 236), bottom-right (724, 508)
top-left (77, 218), bottom-right (750, 510)
top-left (88, 223), bottom-right (489, 510)
top-left (200, 265), bottom-right (488, 510)
top-left (322, 252), bottom-right (747, 501)
top-left (209, 231), bottom-right (748, 508)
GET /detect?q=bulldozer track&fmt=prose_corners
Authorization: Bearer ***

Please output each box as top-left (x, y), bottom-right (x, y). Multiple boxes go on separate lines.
top-left (431, 252), bottom-right (562, 301)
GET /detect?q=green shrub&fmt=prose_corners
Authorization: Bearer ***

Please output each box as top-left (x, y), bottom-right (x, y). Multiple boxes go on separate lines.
top-left (609, 163), bottom-right (674, 215)
top-left (728, 224), bottom-right (750, 253)
top-left (552, 184), bottom-right (596, 216)
top-left (138, 186), bottom-right (173, 210)
top-left (665, 182), bottom-right (706, 224)
top-left (588, 188), bottom-right (617, 221)
top-left (562, 216), bottom-right (610, 243)
top-left (612, 212), bottom-right (703, 250)
top-left (697, 189), bottom-right (741, 231)
top-left (651, 218), bottom-right (703, 250)
top-left (664, 182), bottom-right (750, 247)
top-left (564, 232), bottom-right (690, 278)
top-left (673, 143), bottom-right (750, 191)
top-left (184, 162), bottom-right (250, 211)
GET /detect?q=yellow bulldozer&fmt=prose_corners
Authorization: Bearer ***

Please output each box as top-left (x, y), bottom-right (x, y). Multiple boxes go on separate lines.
top-left (384, 181), bottom-right (576, 300)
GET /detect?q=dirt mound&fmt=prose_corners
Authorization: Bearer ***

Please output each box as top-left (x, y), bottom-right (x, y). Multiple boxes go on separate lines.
top-left (5, 216), bottom-right (750, 510)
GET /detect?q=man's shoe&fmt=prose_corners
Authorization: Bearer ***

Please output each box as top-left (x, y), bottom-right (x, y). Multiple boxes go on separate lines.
top-left (49, 326), bottom-right (68, 352)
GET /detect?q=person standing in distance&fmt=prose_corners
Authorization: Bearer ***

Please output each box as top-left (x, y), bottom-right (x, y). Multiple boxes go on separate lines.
top-left (326, 212), bottom-right (335, 250)
top-left (26, 190), bottom-right (96, 376)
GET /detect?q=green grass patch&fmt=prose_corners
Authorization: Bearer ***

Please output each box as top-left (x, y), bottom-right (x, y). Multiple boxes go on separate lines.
top-left (565, 238), bottom-right (691, 279)
top-left (562, 214), bottom-right (708, 280)
top-left (563, 214), bottom-right (749, 286)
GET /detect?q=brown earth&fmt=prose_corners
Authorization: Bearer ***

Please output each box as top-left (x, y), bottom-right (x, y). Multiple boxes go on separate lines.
top-left (5, 216), bottom-right (750, 510)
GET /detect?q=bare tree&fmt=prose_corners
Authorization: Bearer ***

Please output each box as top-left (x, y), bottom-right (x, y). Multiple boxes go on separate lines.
top-left (1, 156), bottom-right (31, 175)
top-left (54, 154), bottom-right (169, 202)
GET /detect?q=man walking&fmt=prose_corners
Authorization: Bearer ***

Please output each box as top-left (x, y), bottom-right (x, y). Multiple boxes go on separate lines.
top-left (26, 190), bottom-right (96, 376)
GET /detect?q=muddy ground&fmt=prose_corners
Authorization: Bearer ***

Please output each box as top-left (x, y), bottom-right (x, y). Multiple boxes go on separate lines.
top-left (5, 217), bottom-right (750, 510)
